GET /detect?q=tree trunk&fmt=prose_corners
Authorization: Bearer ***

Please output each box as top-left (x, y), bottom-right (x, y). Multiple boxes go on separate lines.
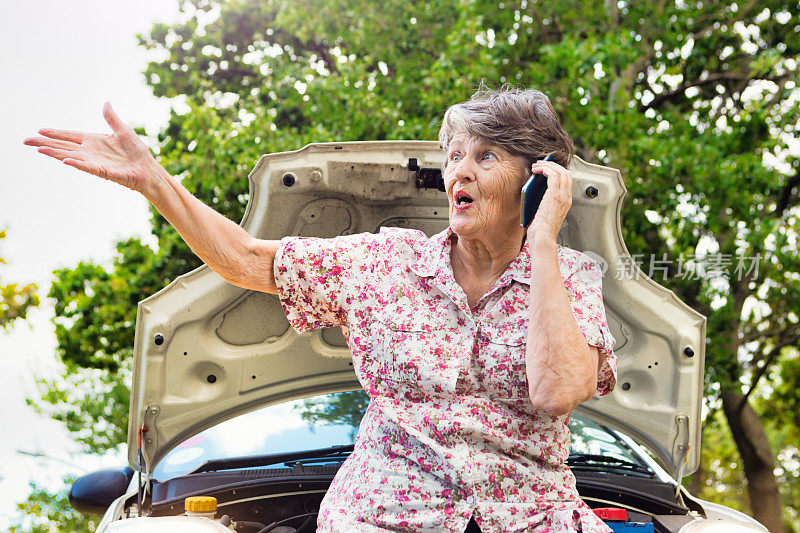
top-left (721, 391), bottom-right (784, 533)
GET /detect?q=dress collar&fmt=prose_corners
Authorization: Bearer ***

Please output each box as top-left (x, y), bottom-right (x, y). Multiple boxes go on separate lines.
top-left (410, 226), bottom-right (532, 286)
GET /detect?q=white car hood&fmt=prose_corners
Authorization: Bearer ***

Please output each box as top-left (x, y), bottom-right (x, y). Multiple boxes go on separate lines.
top-left (127, 141), bottom-right (705, 479)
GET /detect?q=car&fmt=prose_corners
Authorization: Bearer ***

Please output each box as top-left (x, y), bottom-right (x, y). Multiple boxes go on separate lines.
top-left (69, 141), bottom-right (768, 532)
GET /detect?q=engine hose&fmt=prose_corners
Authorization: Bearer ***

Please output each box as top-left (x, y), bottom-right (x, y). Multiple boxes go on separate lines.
top-left (256, 512), bottom-right (318, 533)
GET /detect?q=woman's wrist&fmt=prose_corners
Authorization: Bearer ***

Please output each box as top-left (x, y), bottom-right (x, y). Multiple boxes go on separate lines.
top-left (138, 161), bottom-right (174, 204)
top-left (526, 224), bottom-right (558, 251)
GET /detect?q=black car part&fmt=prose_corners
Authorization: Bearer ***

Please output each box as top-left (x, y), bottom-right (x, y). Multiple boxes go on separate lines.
top-left (189, 444), bottom-right (353, 475)
top-left (567, 453), bottom-right (655, 477)
top-left (409, 158), bottom-right (445, 191)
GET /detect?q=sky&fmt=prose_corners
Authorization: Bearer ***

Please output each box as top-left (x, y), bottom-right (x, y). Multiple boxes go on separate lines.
top-left (0, 0), bottom-right (182, 525)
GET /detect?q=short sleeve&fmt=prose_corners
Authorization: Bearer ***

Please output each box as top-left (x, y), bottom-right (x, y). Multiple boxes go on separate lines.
top-left (273, 232), bottom-right (383, 333)
top-left (563, 255), bottom-right (618, 397)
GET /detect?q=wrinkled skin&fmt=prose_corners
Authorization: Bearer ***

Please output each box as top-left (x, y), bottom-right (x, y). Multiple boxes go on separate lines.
top-left (23, 103), bottom-right (158, 193)
top-left (443, 132), bottom-right (574, 305)
top-left (444, 132), bottom-right (530, 250)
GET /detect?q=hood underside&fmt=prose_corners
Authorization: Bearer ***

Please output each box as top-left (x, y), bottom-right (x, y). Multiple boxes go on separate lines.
top-left (128, 141), bottom-right (705, 478)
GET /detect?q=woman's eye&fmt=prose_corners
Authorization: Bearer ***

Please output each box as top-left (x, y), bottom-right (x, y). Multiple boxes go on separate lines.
top-left (482, 152), bottom-right (496, 160)
top-left (450, 153), bottom-right (462, 162)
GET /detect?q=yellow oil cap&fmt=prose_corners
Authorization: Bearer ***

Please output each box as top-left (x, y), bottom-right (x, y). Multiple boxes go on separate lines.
top-left (185, 496), bottom-right (217, 513)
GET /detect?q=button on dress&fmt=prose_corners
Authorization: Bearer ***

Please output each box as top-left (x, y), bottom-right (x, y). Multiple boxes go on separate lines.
top-left (273, 226), bottom-right (618, 533)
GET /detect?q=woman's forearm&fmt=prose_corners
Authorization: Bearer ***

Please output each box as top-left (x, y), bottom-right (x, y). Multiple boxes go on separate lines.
top-left (525, 234), bottom-right (599, 416)
top-left (141, 163), bottom-right (279, 293)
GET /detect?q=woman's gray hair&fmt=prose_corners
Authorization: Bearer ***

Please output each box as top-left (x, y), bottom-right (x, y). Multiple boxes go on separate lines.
top-left (437, 84), bottom-right (574, 173)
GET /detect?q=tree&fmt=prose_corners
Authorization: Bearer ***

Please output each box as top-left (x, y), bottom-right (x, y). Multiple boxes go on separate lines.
top-left (9, 477), bottom-right (97, 533)
top-left (0, 229), bottom-right (39, 330)
top-left (25, 0), bottom-right (799, 529)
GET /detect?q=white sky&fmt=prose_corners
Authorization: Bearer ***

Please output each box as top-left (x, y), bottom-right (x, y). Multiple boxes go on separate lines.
top-left (0, 1), bottom-right (181, 526)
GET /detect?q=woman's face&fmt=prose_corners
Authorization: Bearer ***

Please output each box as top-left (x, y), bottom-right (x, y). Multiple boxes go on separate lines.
top-left (443, 132), bottom-right (528, 243)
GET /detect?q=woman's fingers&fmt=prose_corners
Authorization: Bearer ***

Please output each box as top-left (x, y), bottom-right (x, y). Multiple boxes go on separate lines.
top-left (528, 161), bottom-right (573, 239)
top-left (23, 137), bottom-right (80, 151)
top-left (531, 164), bottom-right (559, 189)
top-left (37, 146), bottom-right (84, 161)
top-left (63, 157), bottom-right (103, 177)
top-left (37, 128), bottom-right (86, 143)
top-left (531, 161), bottom-right (571, 194)
top-left (102, 102), bottom-right (129, 133)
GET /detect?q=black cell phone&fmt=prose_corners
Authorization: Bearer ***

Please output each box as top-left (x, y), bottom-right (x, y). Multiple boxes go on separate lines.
top-left (520, 153), bottom-right (554, 228)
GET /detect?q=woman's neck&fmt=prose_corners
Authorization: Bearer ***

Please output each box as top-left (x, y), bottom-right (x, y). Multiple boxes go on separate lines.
top-left (449, 228), bottom-right (525, 307)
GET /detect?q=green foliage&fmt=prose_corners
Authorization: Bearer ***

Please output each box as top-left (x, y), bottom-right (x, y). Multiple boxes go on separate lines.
top-left (25, 0), bottom-right (800, 527)
top-left (758, 357), bottom-right (800, 531)
top-left (0, 229), bottom-right (39, 330)
top-left (9, 477), bottom-right (96, 532)
top-left (685, 409), bottom-right (749, 512)
top-left (32, 237), bottom-right (200, 454)
top-left (684, 377), bottom-right (800, 532)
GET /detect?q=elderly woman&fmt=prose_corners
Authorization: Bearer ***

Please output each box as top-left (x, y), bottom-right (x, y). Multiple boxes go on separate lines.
top-left (25, 86), bottom-right (616, 533)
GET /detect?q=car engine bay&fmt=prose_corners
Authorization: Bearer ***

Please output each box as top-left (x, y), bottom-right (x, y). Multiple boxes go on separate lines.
top-left (118, 453), bottom-right (699, 533)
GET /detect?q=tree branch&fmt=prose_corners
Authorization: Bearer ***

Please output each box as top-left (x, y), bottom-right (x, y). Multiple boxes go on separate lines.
top-left (690, 0), bottom-right (760, 42)
top-left (641, 69), bottom-right (794, 113)
top-left (611, 0), bottom-right (665, 113)
top-left (639, 71), bottom-right (750, 111)
top-left (738, 332), bottom-right (800, 414)
top-left (709, 74), bottom-right (754, 121)
top-left (742, 323), bottom-right (788, 344)
top-left (775, 169), bottom-right (800, 217)
top-left (269, 28), bottom-right (338, 74)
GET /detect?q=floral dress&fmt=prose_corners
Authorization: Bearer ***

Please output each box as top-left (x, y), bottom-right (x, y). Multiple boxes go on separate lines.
top-left (273, 226), bottom-right (617, 533)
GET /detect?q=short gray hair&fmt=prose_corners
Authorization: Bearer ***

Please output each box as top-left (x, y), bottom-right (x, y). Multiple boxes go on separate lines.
top-left (437, 84), bottom-right (574, 173)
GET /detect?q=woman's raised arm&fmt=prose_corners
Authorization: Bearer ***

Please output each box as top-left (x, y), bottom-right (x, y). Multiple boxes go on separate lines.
top-left (24, 102), bottom-right (280, 294)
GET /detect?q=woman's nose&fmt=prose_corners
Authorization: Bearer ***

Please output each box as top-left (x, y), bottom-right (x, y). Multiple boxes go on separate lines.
top-left (453, 157), bottom-right (477, 182)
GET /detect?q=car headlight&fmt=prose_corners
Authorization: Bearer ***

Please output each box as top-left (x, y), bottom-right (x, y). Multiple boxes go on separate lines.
top-left (680, 520), bottom-right (767, 533)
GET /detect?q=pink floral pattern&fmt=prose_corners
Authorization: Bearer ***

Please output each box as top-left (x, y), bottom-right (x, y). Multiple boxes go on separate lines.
top-left (274, 226), bottom-right (617, 532)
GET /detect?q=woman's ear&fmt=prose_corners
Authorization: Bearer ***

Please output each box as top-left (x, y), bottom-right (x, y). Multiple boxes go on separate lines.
top-left (521, 158), bottom-right (534, 181)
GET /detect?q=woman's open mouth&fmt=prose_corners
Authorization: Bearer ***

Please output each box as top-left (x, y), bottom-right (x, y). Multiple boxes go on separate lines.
top-left (454, 191), bottom-right (474, 211)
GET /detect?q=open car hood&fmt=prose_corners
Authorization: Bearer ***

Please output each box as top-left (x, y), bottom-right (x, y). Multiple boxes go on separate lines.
top-left (128, 141), bottom-right (705, 478)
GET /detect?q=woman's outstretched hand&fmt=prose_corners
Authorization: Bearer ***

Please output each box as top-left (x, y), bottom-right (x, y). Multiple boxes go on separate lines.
top-left (23, 102), bottom-right (158, 194)
top-left (23, 101), bottom-right (281, 294)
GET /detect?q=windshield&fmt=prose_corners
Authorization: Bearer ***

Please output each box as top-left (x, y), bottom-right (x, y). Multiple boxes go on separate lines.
top-left (152, 392), bottom-right (357, 480)
top-left (567, 414), bottom-right (645, 465)
top-left (153, 390), bottom-right (648, 480)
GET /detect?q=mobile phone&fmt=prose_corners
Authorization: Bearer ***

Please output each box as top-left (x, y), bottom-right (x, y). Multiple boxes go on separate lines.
top-left (520, 153), bottom-right (554, 228)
